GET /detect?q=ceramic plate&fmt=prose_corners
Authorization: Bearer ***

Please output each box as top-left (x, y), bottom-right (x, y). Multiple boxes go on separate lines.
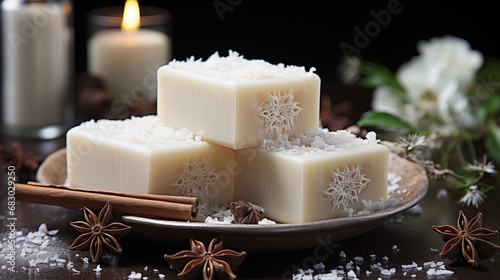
top-left (37, 148), bottom-right (428, 252)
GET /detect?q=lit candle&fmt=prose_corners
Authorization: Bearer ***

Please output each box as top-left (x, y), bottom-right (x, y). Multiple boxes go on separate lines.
top-left (88, 0), bottom-right (170, 110)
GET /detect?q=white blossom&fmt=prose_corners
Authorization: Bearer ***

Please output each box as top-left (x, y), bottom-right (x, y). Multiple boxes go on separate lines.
top-left (373, 57), bottom-right (476, 133)
top-left (371, 86), bottom-right (404, 117)
top-left (395, 134), bottom-right (426, 152)
top-left (465, 155), bottom-right (497, 174)
top-left (417, 35), bottom-right (483, 88)
top-left (338, 56), bottom-right (361, 85)
top-left (459, 185), bottom-right (486, 208)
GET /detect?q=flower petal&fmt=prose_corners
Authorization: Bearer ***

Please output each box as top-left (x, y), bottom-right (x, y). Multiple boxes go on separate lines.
top-left (83, 207), bottom-right (98, 226)
top-left (439, 236), bottom-right (462, 261)
top-left (69, 221), bottom-right (92, 233)
top-left (69, 232), bottom-right (94, 250)
top-left (462, 237), bottom-right (479, 267)
top-left (98, 201), bottom-right (114, 226)
top-left (432, 225), bottom-right (459, 242)
top-left (90, 235), bottom-right (105, 263)
top-left (100, 232), bottom-right (123, 254)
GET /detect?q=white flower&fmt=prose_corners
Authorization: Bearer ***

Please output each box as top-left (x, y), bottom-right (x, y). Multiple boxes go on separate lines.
top-left (338, 56), bottom-right (361, 85)
top-left (370, 36), bottom-right (481, 134)
top-left (396, 58), bottom-right (474, 133)
top-left (397, 59), bottom-right (456, 130)
top-left (459, 185), bottom-right (486, 208)
top-left (396, 134), bottom-right (426, 152)
top-left (417, 35), bottom-right (483, 88)
top-left (465, 155), bottom-right (497, 174)
top-left (371, 86), bottom-right (404, 117)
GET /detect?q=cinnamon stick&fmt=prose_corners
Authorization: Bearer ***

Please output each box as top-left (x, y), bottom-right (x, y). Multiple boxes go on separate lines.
top-left (27, 181), bottom-right (198, 205)
top-left (15, 182), bottom-right (199, 221)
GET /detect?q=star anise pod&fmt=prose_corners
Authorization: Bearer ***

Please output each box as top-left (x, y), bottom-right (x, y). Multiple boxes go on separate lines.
top-left (69, 201), bottom-right (131, 263)
top-left (432, 210), bottom-right (500, 267)
top-left (165, 236), bottom-right (246, 280)
top-left (0, 142), bottom-right (43, 175)
top-left (230, 202), bottom-right (263, 224)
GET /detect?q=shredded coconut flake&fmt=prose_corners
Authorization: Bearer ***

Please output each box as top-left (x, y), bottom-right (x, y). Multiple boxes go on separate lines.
top-left (72, 116), bottom-right (203, 148)
top-left (165, 50), bottom-right (315, 81)
top-left (260, 128), bottom-right (379, 155)
top-left (128, 271), bottom-right (142, 279)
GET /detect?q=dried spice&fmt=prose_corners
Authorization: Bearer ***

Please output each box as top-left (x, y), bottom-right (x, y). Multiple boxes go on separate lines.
top-left (0, 141), bottom-right (43, 176)
top-left (69, 201), bottom-right (131, 263)
top-left (76, 74), bottom-right (112, 120)
top-left (230, 202), bottom-right (263, 224)
top-left (122, 101), bottom-right (157, 119)
top-left (165, 236), bottom-right (246, 280)
top-left (320, 95), bottom-right (353, 131)
top-left (432, 210), bottom-right (500, 267)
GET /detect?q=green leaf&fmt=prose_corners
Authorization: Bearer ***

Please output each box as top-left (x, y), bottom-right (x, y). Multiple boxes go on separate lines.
top-left (485, 93), bottom-right (500, 117)
top-left (357, 112), bottom-right (419, 132)
top-left (358, 62), bottom-right (407, 101)
top-left (485, 119), bottom-right (500, 163)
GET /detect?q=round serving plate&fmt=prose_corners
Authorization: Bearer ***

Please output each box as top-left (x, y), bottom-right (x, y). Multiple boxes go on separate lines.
top-left (37, 148), bottom-right (428, 252)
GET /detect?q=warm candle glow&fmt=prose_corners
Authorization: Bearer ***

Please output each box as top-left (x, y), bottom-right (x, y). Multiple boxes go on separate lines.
top-left (121, 0), bottom-right (140, 32)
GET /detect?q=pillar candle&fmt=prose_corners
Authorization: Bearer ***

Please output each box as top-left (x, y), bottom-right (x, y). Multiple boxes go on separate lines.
top-left (88, 0), bottom-right (170, 111)
top-left (1, 0), bottom-right (72, 138)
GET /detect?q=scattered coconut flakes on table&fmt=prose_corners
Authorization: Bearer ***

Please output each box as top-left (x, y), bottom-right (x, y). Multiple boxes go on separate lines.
top-left (291, 245), bottom-right (455, 279)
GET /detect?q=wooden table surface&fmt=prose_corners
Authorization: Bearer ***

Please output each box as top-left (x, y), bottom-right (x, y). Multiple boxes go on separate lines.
top-left (1, 135), bottom-right (499, 280)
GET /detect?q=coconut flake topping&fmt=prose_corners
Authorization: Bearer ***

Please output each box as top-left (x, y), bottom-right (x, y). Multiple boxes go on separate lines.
top-left (165, 50), bottom-right (316, 81)
top-left (260, 128), bottom-right (379, 155)
top-left (73, 116), bottom-right (203, 147)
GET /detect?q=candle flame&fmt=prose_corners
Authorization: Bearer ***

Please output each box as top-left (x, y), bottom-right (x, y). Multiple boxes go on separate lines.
top-left (121, 0), bottom-right (140, 32)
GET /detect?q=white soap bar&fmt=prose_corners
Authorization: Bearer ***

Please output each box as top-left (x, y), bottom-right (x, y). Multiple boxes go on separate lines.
top-left (157, 51), bottom-right (320, 150)
top-left (66, 116), bottom-right (234, 205)
top-left (235, 129), bottom-right (389, 223)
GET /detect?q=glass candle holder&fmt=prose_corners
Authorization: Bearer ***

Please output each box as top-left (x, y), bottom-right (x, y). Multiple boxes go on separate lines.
top-left (1, 0), bottom-right (73, 139)
top-left (87, 5), bottom-right (171, 119)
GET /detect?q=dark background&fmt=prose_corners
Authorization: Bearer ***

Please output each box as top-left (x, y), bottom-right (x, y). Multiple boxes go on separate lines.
top-left (71, 0), bottom-right (500, 120)
top-left (3, 0), bottom-right (500, 125)
top-left (73, 0), bottom-right (500, 76)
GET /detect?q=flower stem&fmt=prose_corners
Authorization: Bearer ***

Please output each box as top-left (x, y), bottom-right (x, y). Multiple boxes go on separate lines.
top-left (441, 137), bottom-right (458, 169)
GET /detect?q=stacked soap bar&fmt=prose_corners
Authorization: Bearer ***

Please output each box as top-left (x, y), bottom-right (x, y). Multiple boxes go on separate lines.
top-left (157, 51), bottom-right (320, 149)
top-left (66, 51), bottom-right (389, 223)
top-left (67, 116), bottom-right (234, 205)
top-left (235, 129), bottom-right (388, 223)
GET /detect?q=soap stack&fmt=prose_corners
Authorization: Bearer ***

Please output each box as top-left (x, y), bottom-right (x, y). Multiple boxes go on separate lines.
top-left (67, 51), bottom-right (388, 223)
